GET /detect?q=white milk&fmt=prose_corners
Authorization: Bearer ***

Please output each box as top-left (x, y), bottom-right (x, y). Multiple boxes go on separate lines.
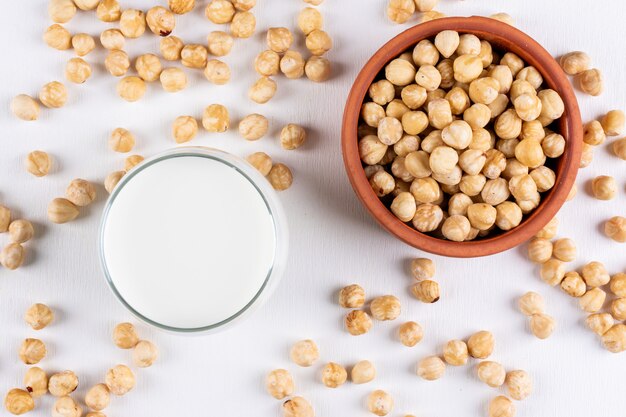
top-left (101, 153), bottom-right (278, 331)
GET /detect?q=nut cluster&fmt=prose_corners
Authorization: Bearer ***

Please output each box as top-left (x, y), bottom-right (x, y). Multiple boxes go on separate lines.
top-left (517, 291), bottom-right (556, 339)
top-left (359, 31), bottom-right (566, 241)
top-left (409, 257), bottom-right (440, 303)
top-left (0, 205), bottom-right (35, 271)
top-left (47, 178), bottom-right (96, 224)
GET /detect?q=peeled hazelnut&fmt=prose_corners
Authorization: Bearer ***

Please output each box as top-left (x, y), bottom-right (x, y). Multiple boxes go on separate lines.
top-left (105, 365), bottom-right (135, 395)
top-left (280, 124), bottom-right (307, 150)
top-left (370, 295), bottom-right (401, 321)
top-left (321, 362), bottom-right (347, 388)
top-left (52, 395), bottom-right (82, 417)
top-left (339, 284), bottom-right (365, 308)
top-left (344, 310), bottom-right (373, 335)
top-left (66, 179), bottom-right (96, 207)
top-left (4, 389), bottom-right (34, 415)
top-left (25, 150), bottom-right (51, 177)
top-left (19, 338), bottom-right (47, 365)
top-left (266, 369), bottom-right (294, 400)
top-left (25, 303), bottom-right (54, 330)
top-left (24, 367), bottom-right (48, 398)
top-left (48, 371), bottom-right (79, 397)
top-left (467, 330), bottom-right (494, 359)
top-left (132, 340), bottom-right (158, 368)
top-left (290, 339), bottom-right (319, 367)
top-left (85, 384), bottom-right (110, 411)
top-left (112, 322), bottom-right (139, 349)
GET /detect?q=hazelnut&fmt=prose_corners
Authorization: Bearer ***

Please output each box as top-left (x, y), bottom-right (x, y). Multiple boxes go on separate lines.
top-left (339, 284), bottom-right (365, 308)
top-left (172, 116), bottom-right (198, 143)
top-left (411, 280), bottom-right (440, 303)
top-left (146, 6), bottom-right (176, 36)
top-left (266, 369), bottom-right (294, 400)
top-left (207, 31), bottom-right (234, 56)
top-left (370, 295), bottom-right (401, 321)
top-left (283, 397), bottom-right (314, 417)
top-left (488, 396), bottom-right (515, 417)
top-left (39, 81), bottom-right (68, 108)
top-left (44, 24), bottom-right (72, 50)
top-left (601, 324), bottom-right (626, 353)
top-left (66, 179), bottom-right (96, 207)
top-left (290, 340), bottom-right (319, 367)
top-left (467, 330), bottom-right (494, 359)
top-left (105, 171), bottom-right (125, 194)
top-left (52, 396), bottom-right (82, 417)
top-left (105, 365), bottom-right (135, 395)
top-left (136, 54), bottom-right (163, 82)
top-left (24, 367), bottom-right (48, 398)
top-left (345, 310), bottom-right (373, 335)
top-left (205, 59), bottom-right (231, 85)
top-left (477, 361), bottom-right (506, 387)
top-left (48, 371), bottom-right (79, 397)
top-left (443, 339), bottom-right (468, 366)
top-left (321, 362), bottom-right (347, 388)
top-left (25, 303), bottom-right (54, 330)
top-left (19, 338), bottom-right (47, 365)
top-left (112, 322), bottom-right (139, 349)
top-left (4, 389), bottom-right (34, 415)
top-left (202, 104), bottom-right (229, 132)
top-left (169, 0), bottom-right (195, 14)
top-left (230, 11), bottom-right (256, 38)
top-left (399, 321), bottom-right (423, 347)
top-left (280, 124), bottom-right (307, 150)
top-left (367, 390), bottom-right (393, 416)
top-left (1, 243), bottom-right (25, 270)
top-left (11, 95), bottom-right (40, 121)
top-left (85, 384), bottom-right (110, 411)
top-left (8, 219), bottom-right (34, 244)
top-left (117, 76), bottom-right (146, 102)
top-left (47, 198), bottom-right (79, 224)
top-left (246, 152), bottom-right (272, 176)
top-left (505, 370), bottom-right (532, 401)
top-left (351, 360), bottom-right (376, 384)
top-left (417, 356), bottom-right (446, 380)
top-left (239, 114), bottom-right (268, 141)
top-left (119, 9), bottom-right (146, 38)
top-left (132, 340), bottom-right (158, 368)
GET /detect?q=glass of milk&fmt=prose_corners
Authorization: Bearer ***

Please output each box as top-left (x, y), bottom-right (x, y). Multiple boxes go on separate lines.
top-left (99, 147), bottom-right (288, 334)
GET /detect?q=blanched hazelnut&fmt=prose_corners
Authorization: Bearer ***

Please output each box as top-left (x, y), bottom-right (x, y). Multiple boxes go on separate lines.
top-left (540, 258), bottom-right (565, 286)
top-left (239, 114), bottom-right (268, 141)
top-left (477, 361), bottom-right (505, 387)
top-left (25, 303), bottom-right (54, 330)
top-left (610, 298), bottom-right (626, 321)
top-left (65, 58), bottom-right (92, 84)
top-left (169, 0), bottom-right (195, 14)
top-left (52, 396), bottom-right (82, 417)
top-left (181, 44), bottom-right (208, 68)
top-left (105, 49), bottom-right (130, 77)
top-left (290, 339), bottom-right (319, 367)
top-left (601, 324), bottom-right (626, 353)
top-left (367, 390), bottom-right (393, 416)
top-left (559, 51), bottom-right (590, 75)
top-left (160, 68), bottom-right (187, 92)
top-left (267, 27), bottom-right (293, 53)
top-left (417, 356), bottom-right (446, 380)
top-left (410, 258), bottom-right (434, 281)
top-left (283, 397), bottom-right (314, 417)
top-left (488, 396), bottom-right (515, 417)
top-left (132, 340), bottom-right (158, 368)
top-left (207, 31), bottom-right (234, 56)
top-left (579, 287), bottom-right (606, 313)
top-left (454, 54), bottom-right (483, 83)
top-left (160, 36), bottom-right (184, 61)
top-left (105, 171), bottom-right (125, 194)
top-left (305, 56), bottom-right (331, 82)
top-left (322, 362), bottom-right (347, 388)
top-left (561, 271), bottom-right (586, 297)
top-left (246, 152), bottom-right (272, 176)
top-left (298, 7), bottom-right (323, 35)
top-left (255, 50), bottom-right (280, 76)
top-left (71, 33), bottom-right (95, 56)
top-left (4, 389), bottom-right (34, 415)
top-left (202, 104), bottom-right (229, 132)
top-left (266, 369), bottom-right (294, 399)
top-left (530, 313), bottom-right (555, 339)
top-left (96, 0), bottom-right (121, 22)
top-left (601, 110), bottom-right (625, 136)
top-left (112, 322), bottom-right (139, 349)
top-left (370, 295), bottom-right (401, 321)
top-left (443, 339), bottom-right (468, 366)
top-left (85, 384), bottom-right (110, 411)
top-left (611, 273), bottom-right (626, 297)
top-left (100, 29), bottom-right (124, 50)
top-left (605, 216), bottom-right (626, 243)
top-left (467, 330), bottom-right (494, 359)
top-left (147, 6), bottom-right (176, 36)
top-left (280, 50), bottom-right (305, 79)
top-left (172, 116), bottom-right (198, 143)
top-left (11, 95), bottom-right (40, 121)
top-left (411, 280), bottom-right (440, 303)
top-left (124, 154), bottom-right (142, 170)
top-left (109, 128), bottom-right (135, 153)
top-left (205, 0), bottom-right (235, 23)
top-left (135, 54), bottom-right (163, 82)
top-left (442, 214), bottom-right (470, 241)
top-left (105, 365), bottom-right (135, 395)
top-left (518, 291), bottom-right (545, 316)
top-left (386, 0), bottom-right (415, 23)
top-left (119, 9), bottom-right (146, 38)
top-left (385, 58), bottom-right (416, 86)
top-left (49, 0), bottom-right (76, 23)
top-left (351, 360), bottom-right (376, 384)
top-left (345, 310), bottom-right (373, 335)
top-left (586, 313), bottom-right (613, 336)
top-left (339, 284), bottom-right (365, 308)
top-left (24, 367), bottom-right (48, 398)
top-left (399, 321), bottom-right (423, 347)
top-left (117, 76), bottom-right (146, 102)
top-left (44, 24), bottom-right (72, 50)
top-left (591, 175), bottom-right (616, 200)
top-left (49, 371), bottom-right (79, 397)
top-left (230, 11), bottom-right (256, 38)
top-left (434, 30), bottom-right (459, 59)
top-left (412, 203), bottom-right (443, 232)
top-left (268, 163), bottom-right (293, 191)
top-left (19, 338), bottom-right (46, 365)
top-left (47, 198), bottom-right (79, 224)
top-left (576, 68), bottom-right (603, 96)
top-left (66, 179), bottom-right (96, 207)
top-left (39, 81), bottom-right (67, 108)
top-left (505, 370), bottom-right (532, 401)
top-left (233, 0), bottom-right (255, 11)
top-left (8, 219), bottom-right (34, 244)
top-left (280, 124), bottom-right (306, 150)
top-left (204, 59), bottom-right (231, 85)
top-left (582, 261), bottom-right (610, 287)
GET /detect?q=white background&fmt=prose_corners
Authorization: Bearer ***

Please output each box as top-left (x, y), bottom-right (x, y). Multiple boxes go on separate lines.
top-left (1, 1), bottom-right (626, 416)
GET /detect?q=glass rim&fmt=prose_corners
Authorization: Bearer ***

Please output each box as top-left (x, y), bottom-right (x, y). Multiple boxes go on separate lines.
top-left (98, 146), bottom-right (289, 335)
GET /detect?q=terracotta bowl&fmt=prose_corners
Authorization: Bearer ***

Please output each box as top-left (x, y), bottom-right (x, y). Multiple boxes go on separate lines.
top-left (342, 16), bottom-right (583, 258)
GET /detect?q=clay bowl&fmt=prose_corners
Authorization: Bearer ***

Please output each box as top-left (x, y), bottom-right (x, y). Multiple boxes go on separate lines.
top-left (342, 16), bottom-right (583, 258)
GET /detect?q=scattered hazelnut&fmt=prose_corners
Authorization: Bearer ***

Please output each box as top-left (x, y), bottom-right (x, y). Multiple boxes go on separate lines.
top-left (266, 369), bottom-right (294, 400)
top-left (19, 338), bottom-right (46, 364)
top-left (605, 216), bottom-right (626, 243)
top-left (477, 361), bottom-right (506, 387)
top-left (505, 370), bottom-right (532, 401)
top-left (207, 31), bottom-right (234, 56)
top-left (351, 360), bottom-right (376, 384)
top-left (205, 59), bottom-right (231, 85)
top-left (283, 397), bottom-right (314, 417)
top-left (280, 124), bottom-right (307, 150)
top-left (579, 288), bottom-right (606, 313)
top-left (136, 54), bottom-right (163, 82)
top-left (370, 295), bottom-right (401, 321)
top-left (96, 0), bottom-right (121, 22)
top-left (44, 24), bottom-right (72, 50)
top-left (105, 171), bottom-right (125, 194)
top-left (11, 95), bottom-right (40, 121)
top-left (25, 303), bottom-right (54, 330)
top-left (339, 284), bottom-right (365, 308)
top-left (24, 367), bottom-right (48, 398)
top-left (66, 179), bottom-right (96, 207)
top-left (467, 330), bottom-right (494, 359)
top-left (48, 371), bottom-right (79, 397)
top-left (586, 313), bottom-right (614, 336)
top-left (345, 310), bottom-right (373, 335)
top-left (146, 6), bottom-right (176, 36)
top-left (71, 33), bottom-right (95, 56)
top-left (488, 396), bottom-right (515, 417)
top-left (205, 0), bottom-right (235, 23)
top-left (0, 243), bottom-right (25, 270)
top-left (417, 356), bottom-right (446, 380)
top-left (290, 340), bottom-right (319, 367)
top-left (230, 11), bottom-right (256, 38)
top-left (132, 340), bottom-right (158, 368)
top-left (105, 365), bottom-right (135, 395)
top-left (411, 280), bottom-right (440, 303)
top-left (52, 395), bottom-right (82, 417)
top-left (443, 339), bottom-right (468, 366)
top-left (117, 76), bottom-right (146, 102)
top-left (85, 384), bottom-right (110, 411)
top-left (169, 0), bottom-right (195, 14)
top-left (367, 390), bottom-right (393, 416)
top-left (112, 322), bottom-right (139, 349)
top-left (181, 44), bottom-right (208, 69)
top-left (322, 362), bottom-right (347, 388)
top-left (119, 9), bottom-right (146, 38)
top-left (410, 258), bottom-right (435, 280)
top-left (246, 152), bottom-right (273, 176)
top-left (399, 321), bottom-right (423, 347)
top-left (202, 104), bottom-right (230, 132)
top-left (8, 219), bottom-right (34, 244)
top-left (160, 68), bottom-right (187, 92)
top-left (529, 313), bottom-right (555, 339)
top-left (248, 77), bottom-right (277, 104)
top-left (160, 36), bottom-right (184, 61)
top-left (239, 114), bottom-right (268, 141)
top-left (601, 324), bottom-right (626, 353)
top-left (39, 81), bottom-right (68, 108)
top-left (172, 116), bottom-right (198, 143)
top-left (4, 389), bottom-right (34, 415)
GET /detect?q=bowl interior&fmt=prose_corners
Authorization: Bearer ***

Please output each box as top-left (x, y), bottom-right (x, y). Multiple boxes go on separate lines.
top-left (342, 16), bottom-right (582, 258)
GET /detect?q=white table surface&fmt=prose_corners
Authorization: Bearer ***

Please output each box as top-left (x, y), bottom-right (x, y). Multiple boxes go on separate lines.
top-left (2, 1), bottom-right (626, 416)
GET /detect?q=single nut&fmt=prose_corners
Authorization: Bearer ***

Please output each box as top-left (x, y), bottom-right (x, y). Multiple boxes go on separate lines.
top-left (112, 322), bottom-right (139, 349)
top-left (443, 339), bottom-right (468, 366)
top-left (540, 258), bottom-right (565, 286)
top-left (283, 397), bottom-right (314, 417)
top-left (71, 33), bottom-right (95, 56)
top-left (591, 176), bottom-right (616, 200)
top-left (583, 120), bottom-right (606, 145)
top-left (488, 396), bottom-right (515, 417)
top-left (136, 54), bottom-right (163, 82)
top-left (339, 284), bottom-right (365, 308)
top-left (321, 362), bottom-right (347, 388)
top-left (267, 27), bottom-right (293, 53)
top-left (96, 0), bottom-right (121, 22)
top-left (561, 272), bottom-right (586, 297)
top-left (417, 356), bottom-right (446, 380)
top-left (399, 321), bottom-right (423, 347)
top-left (344, 310), bottom-right (373, 335)
top-left (4, 389), bottom-right (35, 415)
top-left (207, 31), bottom-right (234, 56)
top-left (239, 114), bottom-right (268, 141)
top-left (467, 330), bottom-right (494, 359)
top-left (48, 371), bottom-right (79, 397)
top-left (280, 124), bottom-right (307, 150)
top-left (124, 155), bottom-right (143, 171)
top-left (367, 390), bottom-right (393, 416)
top-left (85, 384), bottom-right (110, 411)
top-left (605, 216), bottom-right (626, 243)
top-left (105, 49), bottom-right (130, 76)
top-left (518, 291), bottom-right (545, 316)
top-left (24, 303), bottom-right (53, 330)
top-left (132, 340), bottom-right (158, 368)
top-left (11, 95), bottom-right (40, 121)
top-left (117, 76), bottom-right (146, 102)
top-left (204, 59), bottom-right (231, 85)
top-left (559, 51), bottom-right (590, 75)
top-left (181, 44), bottom-right (208, 68)
top-left (230, 11), bottom-right (256, 38)
top-left (579, 288), bottom-right (606, 313)
top-left (160, 36), bottom-right (184, 60)
top-left (255, 50), bottom-right (280, 76)
top-left (351, 360), bottom-right (376, 384)
top-left (205, 0), bottom-right (235, 23)
top-left (586, 313), bottom-right (614, 336)
top-left (581, 261), bottom-right (610, 287)
top-left (246, 152), bottom-right (272, 176)
top-left (1, 243), bottom-right (24, 270)
top-left (370, 295), bottom-right (401, 321)
top-left (47, 198), bottom-right (79, 224)
top-left (52, 395), bottom-right (82, 417)
top-left (169, 0), bottom-right (195, 14)
top-left (19, 338), bottom-right (47, 365)
top-left (66, 179), bottom-right (96, 207)
top-left (576, 68), bottom-right (603, 96)
top-left (411, 280), bottom-right (440, 303)
top-left (266, 369), bottom-right (294, 399)
top-left (109, 128), bottom-right (135, 153)
top-left (530, 313), bottom-right (555, 339)
top-left (119, 9), bottom-right (146, 38)
top-left (505, 370), bottom-right (532, 401)
top-left (39, 81), bottom-right (67, 108)
top-left (290, 340), bottom-right (319, 367)
top-left (601, 324), bottom-right (626, 353)
top-left (65, 58), bottom-right (92, 84)
top-left (49, 0), bottom-right (76, 23)
top-left (387, 0), bottom-right (415, 24)
top-left (44, 24), bottom-right (72, 50)
top-left (8, 219), bottom-right (34, 244)
top-left (202, 104), bottom-right (229, 132)
top-left (24, 367), bottom-right (48, 398)
top-left (552, 238), bottom-right (576, 262)
top-left (410, 258), bottom-right (435, 281)
top-left (280, 50), bottom-right (305, 79)
top-left (305, 29), bottom-right (332, 56)
top-left (160, 68), bottom-right (187, 92)
top-left (298, 7), bottom-right (323, 35)
top-left (105, 171), bottom-right (125, 194)
top-left (601, 110), bottom-right (625, 136)
top-left (477, 361), bottom-right (506, 387)
top-left (105, 365), bottom-right (135, 395)
top-left (611, 273), bottom-right (626, 297)
top-left (172, 116), bottom-right (198, 143)
top-left (146, 6), bottom-right (176, 36)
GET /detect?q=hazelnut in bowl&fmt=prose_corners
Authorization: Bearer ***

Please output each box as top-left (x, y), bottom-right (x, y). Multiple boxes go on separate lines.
top-left (341, 16), bottom-right (582, 258)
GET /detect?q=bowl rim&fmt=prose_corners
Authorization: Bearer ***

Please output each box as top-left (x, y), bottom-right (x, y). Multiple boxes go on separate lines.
top-left (341, 16), bottom-right (583, 258)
